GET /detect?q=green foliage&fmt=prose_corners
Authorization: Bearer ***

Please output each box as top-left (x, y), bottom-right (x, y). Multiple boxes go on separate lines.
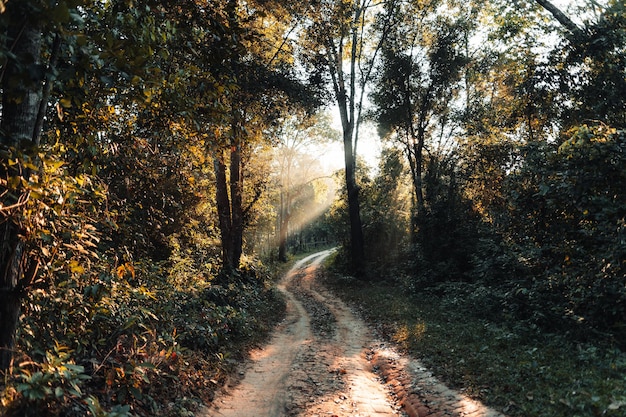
top-left (3, 0), bottom-right (626, 415)
top-left (554, 1), bottom-right (626, 128)
top-left (16, 344), bottom-right (89, 404)
top-left (1, 1), bottom-right (292, 415)
top-left (359, 148), bottom-right (411, 275)
top-left (3, 250), bottom-right (285, 416)
top-left (499, 125), bottom-right (626, 341)
top-left (413, 155), bottom-right (482, 283)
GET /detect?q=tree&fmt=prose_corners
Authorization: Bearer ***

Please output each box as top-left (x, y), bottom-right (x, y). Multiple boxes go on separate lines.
top-left (0, 0), bottom-right (168, 372)
top-left (371, 1), bottom-right (467, 238)
top-left (301, 0), bottom-right (397, 275)
top-left (0, 0), bottom-right (46, 371)
top-left (210, 0), bottom-right (318, 275)
top-left (359, 147), bottom-right (411, 269)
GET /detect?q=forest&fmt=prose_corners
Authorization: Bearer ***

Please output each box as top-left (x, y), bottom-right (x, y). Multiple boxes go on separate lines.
top-left (0, 0), bottom-right (625, 416)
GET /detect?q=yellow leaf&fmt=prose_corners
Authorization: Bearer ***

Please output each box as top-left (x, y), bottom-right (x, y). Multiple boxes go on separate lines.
top-left (68, 260), bottom-right (84, 274)
top-left (116, 264), bottom-right (126, 278)
top-left (126, 263), bottom-right (135, 279)
top-left (44, 159), bottom-right (64, 171)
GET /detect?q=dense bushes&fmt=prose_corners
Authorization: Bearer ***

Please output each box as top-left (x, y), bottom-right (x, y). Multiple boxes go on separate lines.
top-left (329, 124), bottom-right (626, 349)
top-left (410, 125), bottom-right (626, 345)
top-left (497, 126), bottom-right (626, 342)
top-left (1, 253), bottom-right (285, 417)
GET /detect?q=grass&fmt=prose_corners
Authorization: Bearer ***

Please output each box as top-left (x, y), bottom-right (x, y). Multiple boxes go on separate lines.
top-left (321, 272), bottom-right (626, 417)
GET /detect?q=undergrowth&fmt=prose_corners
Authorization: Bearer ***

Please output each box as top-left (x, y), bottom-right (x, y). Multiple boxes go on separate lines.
top-left (322, 271), bottom-right (626, 417)
top-left (0, 255), bottom-right (286, 417)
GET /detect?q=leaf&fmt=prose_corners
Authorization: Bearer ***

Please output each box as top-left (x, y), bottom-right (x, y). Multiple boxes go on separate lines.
top-left (138, 362), bottom-right (156, 369)
top-left (68, 260), bottom-right (85, 274)
top-left (51, 1), bottom-right (70, 23)
top-left (44, 159), bottom-right (65, 172)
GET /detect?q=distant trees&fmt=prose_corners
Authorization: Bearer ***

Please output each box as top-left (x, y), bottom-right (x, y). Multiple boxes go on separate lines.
top-left (273, 113), bottom-right (338, 262)
top-left (371, 0), bottom-right (467, 233)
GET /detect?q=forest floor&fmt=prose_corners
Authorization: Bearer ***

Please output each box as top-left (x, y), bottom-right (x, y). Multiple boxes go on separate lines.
top-left (198, 250), bottom-right (505, 417)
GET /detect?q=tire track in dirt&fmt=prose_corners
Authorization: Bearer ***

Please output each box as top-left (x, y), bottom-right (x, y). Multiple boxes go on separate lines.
top-left (200, 249), bottom-right (399, 417)
top-left (200, 250), bottom-right (507, 417)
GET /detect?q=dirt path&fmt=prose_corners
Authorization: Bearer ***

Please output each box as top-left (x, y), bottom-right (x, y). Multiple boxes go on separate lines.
top-left (200, 250), bottom-right (506, 417)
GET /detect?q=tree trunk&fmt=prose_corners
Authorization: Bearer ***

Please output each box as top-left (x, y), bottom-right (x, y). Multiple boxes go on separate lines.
top-left (343, 128), bottom-right (365, 275)
top-left (230, 139), bottom-right (244, 269)
top-left (0, 229), bottom-right (26, 371)
top-left (534, 0), bottom-right (585, 39)
top-left (278, 189), bottom-right (290, 262)
top-left (324, 10), bottom-right (366, 276)
top-left (1, 21), bottom-right (43, 144)
top-left (213, 150), bottom-right (235, 274)
top-left (0, 13), bottom-right (44, 372)
top-left (212, 120), bottom-right (245, 275)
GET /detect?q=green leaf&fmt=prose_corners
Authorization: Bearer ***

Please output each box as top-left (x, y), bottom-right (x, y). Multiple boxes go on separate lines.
top-left (51, 1), bottom-right (70, 23)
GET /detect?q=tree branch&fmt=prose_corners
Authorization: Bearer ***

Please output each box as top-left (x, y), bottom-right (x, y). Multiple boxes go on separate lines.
top-left (535, 0), bottom-right (586, 39)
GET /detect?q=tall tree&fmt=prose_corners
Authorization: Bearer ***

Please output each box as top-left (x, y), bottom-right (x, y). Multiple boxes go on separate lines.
top-left (0, 0), bottom-right (46, 371)
top-left (302, 0), bottom-right (397, 275)
top-left (211, 0), bottom-right (316, 274)
top-left (371, 1), bottom-right (467, 231)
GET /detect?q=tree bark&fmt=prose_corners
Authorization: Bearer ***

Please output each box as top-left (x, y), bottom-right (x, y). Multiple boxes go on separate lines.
top-left (0, 11), bottom-right (44, 372)
top-left (1, 21), bottom-right (43, 144)
top-left (278, 190), bottom-right (289, 262)
top-left (212, 117), bottom-right (246, 275)
top-left (230, 138), bottom-right (244, 269)
top-left (213, 150), bottom-right (235, 274)
top-left (344, 130), bottom-right (365, 274)
top-left (324, 3), bottom-right (367, 276)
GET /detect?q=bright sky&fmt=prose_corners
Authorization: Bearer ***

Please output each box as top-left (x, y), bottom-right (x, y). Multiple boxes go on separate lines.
top-left (319, 0), bottom-right (606, 173)
top-left (321, 114), bottom-right (381, 173)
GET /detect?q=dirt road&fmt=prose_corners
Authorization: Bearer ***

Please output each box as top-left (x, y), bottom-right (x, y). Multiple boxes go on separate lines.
top-left (201, 250), bottom-right (506, 417)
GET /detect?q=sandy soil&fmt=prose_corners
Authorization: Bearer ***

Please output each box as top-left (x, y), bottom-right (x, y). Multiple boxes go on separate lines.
top-left (199, 250), bottom-right (506, 417)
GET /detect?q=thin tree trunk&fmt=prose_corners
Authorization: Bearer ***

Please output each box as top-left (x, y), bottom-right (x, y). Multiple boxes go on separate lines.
top-left (33, 33), bottom-right (62, 145)
top-left (213, 150), bottom-right (235, 274)
top-left (278, 191), bottom-right (288, 262)
top-left (278, 183), bottom-right (290, 262)
top-left (230, 139), bottom-right (244, 269)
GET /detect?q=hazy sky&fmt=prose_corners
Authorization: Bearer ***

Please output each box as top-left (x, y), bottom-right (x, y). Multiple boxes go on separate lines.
top-left (321, 0), bottom-right (609, 172)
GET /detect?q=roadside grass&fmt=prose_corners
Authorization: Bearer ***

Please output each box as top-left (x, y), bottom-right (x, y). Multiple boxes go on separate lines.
top-left (321, 272), bottom-right (626, 417)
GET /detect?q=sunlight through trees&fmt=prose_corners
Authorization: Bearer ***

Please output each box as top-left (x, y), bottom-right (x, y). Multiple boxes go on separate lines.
top-left (1, 0), bottom-right (624, 415)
